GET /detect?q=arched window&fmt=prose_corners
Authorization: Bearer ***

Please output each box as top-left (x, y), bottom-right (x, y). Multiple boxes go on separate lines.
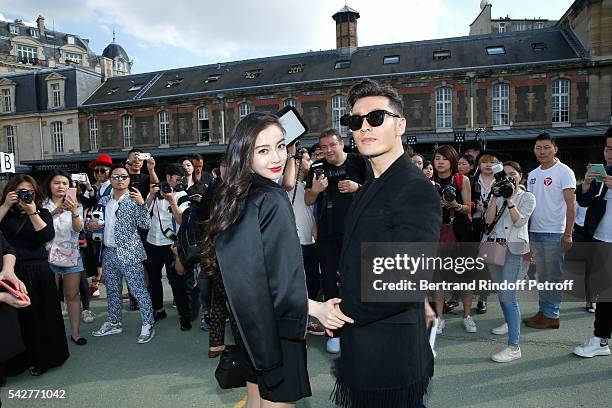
top-left (552, 79), bottom-right (570, 123)
top-left (436, 87), bottom-right (452, 129)
top-left (332, 94), bottom-right (347, 133)
top-left (492, 83), bottom-right (509, 126)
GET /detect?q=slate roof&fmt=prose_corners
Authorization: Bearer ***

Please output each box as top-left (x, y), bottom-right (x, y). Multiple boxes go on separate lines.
top-left (82, 27), bottom-right (588, 108)
top-left (102, 42), bottom-right (129, 61)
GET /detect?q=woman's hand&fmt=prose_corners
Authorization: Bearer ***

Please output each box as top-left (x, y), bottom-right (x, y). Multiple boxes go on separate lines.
top-left (424, 300), bottom-right (436, 330)
top-left (62, 197), bottom-right (78, 215)
top-left (309, 298), bottom-right (354, 336)
top-left (18, 199), bottom-right (37, 215)
top-left (0, 292), bottom-right (31, 308)
top-left (2, 191), bottom-right (18, 209)
top-left (0, 269), bottom-right (28, 295)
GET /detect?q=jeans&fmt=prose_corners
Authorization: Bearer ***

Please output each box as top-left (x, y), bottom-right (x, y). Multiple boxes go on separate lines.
top-left (487, 253), bottom-right (523, 347)
top-left (530, 232), bottom-right (565, 319)
top-left (191, 268), bottom-right (211, 321)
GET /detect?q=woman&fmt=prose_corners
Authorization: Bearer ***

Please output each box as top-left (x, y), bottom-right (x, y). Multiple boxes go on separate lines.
top-left (0, 174), bottom-right (69, 376)
top-left (484, 161), bottom-right (535, 362)
top-left (181, 157), bottom-right (196, 190)
top-left (458, 154), bottom-right (475, 177)
top-left (422, 161), bottom-right (434, 180)
top-left (432, 145), bottom-right (474, 334)
top-left (43, 170), bottom-right (87, 345)
top-left (0, 232), bottom-right (30, 385)
top-left (204, 112), bottom-right (352, 407)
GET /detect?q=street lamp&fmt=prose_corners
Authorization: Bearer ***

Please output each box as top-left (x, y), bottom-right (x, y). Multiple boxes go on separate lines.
top-left (454, 131), bottom-right (465, 152)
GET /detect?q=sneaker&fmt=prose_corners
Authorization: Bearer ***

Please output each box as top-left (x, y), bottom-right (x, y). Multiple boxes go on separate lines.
top-left (463, 316), bottom-right (477, 333)
top-left (326, 337), bottom-right (340, 354)
top-left (92, 321), bottom-right (123, 337)
top-left (307, 321), bottom-right (325, 336)
top-left (573, 336), bottom-right (610, 358)
top-left (491, 323), bottom-right (508, 335)
top-left (81, 310), bottom-right (95, 324)
top-left (436, 319), bottom-right (446, 335)
top-left (200, 315), bottom-right (211, 331)
top-left (137, 324), bottom-right (155, 344)
top-left (171, 300), bottom-right (177, 309)
top-left (491, 347), bottom-right (522, 363)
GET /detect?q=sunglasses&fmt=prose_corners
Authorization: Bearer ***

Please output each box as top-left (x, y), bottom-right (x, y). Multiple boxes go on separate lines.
top-left (111, 174), bottom-right (129, 181)
top-left (340, 109), bottom-right (401, 131)
top-left (94, 168), bottom-right (109, 174)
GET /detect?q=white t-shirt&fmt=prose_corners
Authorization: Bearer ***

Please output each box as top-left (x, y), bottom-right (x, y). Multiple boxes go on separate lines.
top-left (287, 182), bottom-right (315, 245)
top-left (594, 188), bottom-right (612, 243)
top-left (146, 191), bottom-right (189, 246)
top-left (104, 192), bottom-right (128, 248)
top-left (43, 199), bottom-right (84, 247)
top-left (527, 161), bottom-right (576, 234)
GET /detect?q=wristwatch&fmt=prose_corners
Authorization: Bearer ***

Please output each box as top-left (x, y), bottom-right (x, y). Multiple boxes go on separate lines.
top-left (27, 210), bottom-right (40, 216)
top-left (287, 153), bottom-right (295, 159)
top-left (507, 204), bottom-right (516, 209)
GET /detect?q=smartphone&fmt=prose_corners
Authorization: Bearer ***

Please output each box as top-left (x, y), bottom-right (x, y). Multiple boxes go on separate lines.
top-left (589, 163), bottom-right (607, 183)
top-left (66, 187), bottom-right (77, 202)
top-left (0, 280), bottom-right (29, 302)
top-left (71, 173), bottom-right (87, 182)
top-left (138, 152), bottom-right (151, 160)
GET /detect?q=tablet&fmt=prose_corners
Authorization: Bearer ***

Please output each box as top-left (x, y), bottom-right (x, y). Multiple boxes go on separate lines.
top-left (277, 106), bottom-right (309, 146)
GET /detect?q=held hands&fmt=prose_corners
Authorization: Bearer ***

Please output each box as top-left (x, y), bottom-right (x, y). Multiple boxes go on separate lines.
top-left (129, 187), bottom-right (145, 205)
top-left (311, 174), bottom-right (329, 193)
top-left (309, 298), bottom-right (354, 337)
top-left (338, 180), bottom-right (359, 194)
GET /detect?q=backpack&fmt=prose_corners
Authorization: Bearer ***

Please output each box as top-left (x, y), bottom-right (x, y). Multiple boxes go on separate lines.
top-left (176, 206), bottom-right (203, 270)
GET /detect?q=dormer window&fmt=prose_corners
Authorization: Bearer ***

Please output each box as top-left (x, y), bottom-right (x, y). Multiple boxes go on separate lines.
top-left (205, 74), bottom-right (221, 83)
top-left (67, 35), bottom-right (75, 45)
top-left (166, 78), bottom-right (183, 87)
top-left (433, 50), bottom-right (451, 60)
top-left (9, 25), bottom-right (18, 35)
top-left (128, 84), bottom-right (143, 92)
top-left (531, 42), bottom-right (547, 52)
top-left (334, 60), bottom-right (351, 69)
top-left (107, 87), bottom-right (119, 95)
top-left (244, 69), bottom-right (262, 79)
top-left (288, 64), bottom-right (303, 74)
top-left (65, 52), bottom-right (82, 64)
top-left (383, 55), bottom-right (400, 65)
top-left (486, 46), bottom-right (506, 55)
top-left (30, 28), bottom-right (40, 38)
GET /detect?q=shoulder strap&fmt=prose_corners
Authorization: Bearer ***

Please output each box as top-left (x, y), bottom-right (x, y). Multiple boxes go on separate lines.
top-left (455, 173), bottom-right (463, 190)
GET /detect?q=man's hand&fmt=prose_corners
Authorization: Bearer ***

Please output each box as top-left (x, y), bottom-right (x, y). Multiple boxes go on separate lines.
top-left (424, 301), bottom-right (436, 330)
top-left (146, 156), bottom-right (156, 172)
top-left (129, 187), bottom-right (145, 205)
top-left (338, 180), bottom-right (359, 194)
top-left (561, 234), bottom-right (573, 251)
top-left (163, 191), bottom-right (175, 203)
top-left (311, 174), bottom-right (329, 193)
top-left (308, 298), bottom-right (354, 336)
top-left (603, 175), bottom-right (612, 190)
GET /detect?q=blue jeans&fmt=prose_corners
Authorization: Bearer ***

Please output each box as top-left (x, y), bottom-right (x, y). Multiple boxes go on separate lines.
top-left (488, 254), bottom-right (523, 347)
top-left (530, 232), bottom-right (565, 319)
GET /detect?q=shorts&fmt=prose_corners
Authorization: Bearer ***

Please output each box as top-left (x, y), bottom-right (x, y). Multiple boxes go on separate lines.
top-left (49, 256), bottom-right (84, 275)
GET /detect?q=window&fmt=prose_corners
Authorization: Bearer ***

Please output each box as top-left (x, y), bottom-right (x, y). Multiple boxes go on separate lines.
top-left (244, 69), bottom-right (262, 79)
top-left (46, 33), bottom-right (55, 40)
top-left (5, 126), bottom-right (15, 154)
top-left (1, 89), bottom-right (12, 113)
top-left (536, 22), bottom-right (545, 29)
top-left (332, 94), bottom-right (348, 133)
top-left (433, 50), bottom-right (451, 60)
top-left (498, 22), bottom-right (506, 33)
top-left (65, 52), bottom-right (82, 64)
top-left (128, 84), bottom-right (143, 92)
top-left (17, 45), bottom-right (37, 63)
top-left (493, 83), bottom-right (510, 126)
top-left (197, 106), bottom-right (210, 143)
top-left (239, 103), bottom-right (251, 119)
top-left (9, 25), bottom-right (18, 35)
top-left (107, 87), bottom-right (119, 95)
top-left (486, 46), bottom-right (506, 55)
top-left (514, 22), bottom-right (526, 31)
top-left (288, 64), bottom-right (303, 74)
top-left (159, 111), bottom-right (169, 145)
top-left (52, 121), bottom-right (64, 153)
top-left (383, 55), bottom-right (400, 65)
top-left (552, 79), bottom-right (570, 123)
top-left (283, 98), bottom-right (296, 108)
top-left (50, 83), bottom-right (61, 108)
top-left (30, 28), bottom-right (39, 38)
top-left (166, 78), bottom-right (183, 87)
top-left (436, 87), bottom-right (452, 129)
top-left (205, 74), bottom-right (221, 83)
top-left (67, 35), bottom-right (75, 45)
top-left (123, 115), bottom-right (132, 148)
top-left (334, 60), bottom-right (351, 69)
top-left (89, 118), bottom-right (98, 151)
top-left (531, 42), bottom-right (547, 52)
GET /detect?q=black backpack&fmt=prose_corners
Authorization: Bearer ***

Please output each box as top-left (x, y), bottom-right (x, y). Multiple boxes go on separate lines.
top-left (176, 206), bottom-right (203, 269)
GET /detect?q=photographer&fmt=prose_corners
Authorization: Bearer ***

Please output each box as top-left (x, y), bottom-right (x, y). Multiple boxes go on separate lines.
top-left (144, 163), bottom-right (192, 330)
top-left (484, 161), bottom-right (536, 363)
top-left (126, 148), bottom-right (159, 198)
top-left (432, 144), bottom-right (475, 334)
top-left (304, 128), bottom-right (368, 353)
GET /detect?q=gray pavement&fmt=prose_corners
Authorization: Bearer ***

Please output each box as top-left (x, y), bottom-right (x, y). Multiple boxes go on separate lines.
top-left (2, 284), bottom-right (611, 408)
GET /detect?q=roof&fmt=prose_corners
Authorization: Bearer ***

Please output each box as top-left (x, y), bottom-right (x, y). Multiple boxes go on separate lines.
top-left (0, 20), bottom-right (91, 51)
top-left (82, 27), bottom-right (587, 109)
top-left (102, 42), bottom-right (129, 61)
top-left (332, 6), bottom-right (360, 19)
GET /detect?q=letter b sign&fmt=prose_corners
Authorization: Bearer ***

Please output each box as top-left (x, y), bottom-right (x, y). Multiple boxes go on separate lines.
top-left (0, 152), bottom-right (15, 173)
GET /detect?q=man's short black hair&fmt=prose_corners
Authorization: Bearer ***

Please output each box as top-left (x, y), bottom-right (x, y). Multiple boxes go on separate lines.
top-left (192, 153), bottom-right (203, 161)
top-left (605, 127), bottom-right (612, 143)
top-left (110, 164), bottom-right (128, 174)
top-left (346, 79), bottom-right (403, 115)
top-left (166, 163), bottom-right (186, 177)
top-left (319, 128), bottom-right (343, 142)
top-left (308, 143), bottom-right (320, 154)
top-left (127, 148), bottom-right (143, 157)
top-left (535, 132), bottom-right (557, 147)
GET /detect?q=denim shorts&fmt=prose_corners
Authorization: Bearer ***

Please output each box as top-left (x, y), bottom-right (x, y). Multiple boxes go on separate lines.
top-left (49, 256), bottom-right (84, 275)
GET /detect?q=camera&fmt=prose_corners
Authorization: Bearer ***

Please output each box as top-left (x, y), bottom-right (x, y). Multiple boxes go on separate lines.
top-left (434, 183), bottom-right (457, 203)
top-left (71, 174), bottom-right (87, 183)
top-left (311, 162), bottom-right (347, 181)
top-left (16, 189), bottom-right (34, 204)
top-left (158, 181), bottom-right (172, 194)
top-left (90, 207), bottom-right (105, 241)
top-left (491, 162), bottom-right (515, 199)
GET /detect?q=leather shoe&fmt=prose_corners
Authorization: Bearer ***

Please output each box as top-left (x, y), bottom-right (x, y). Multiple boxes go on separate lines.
top-left (524, 314), bottom-right (559, 329)
top-left (476, 300), bottom-right (487, 314)
top-left (522, 311), bottom-right (542, 325)
top-left (208, 349), bottom-right (224, 358)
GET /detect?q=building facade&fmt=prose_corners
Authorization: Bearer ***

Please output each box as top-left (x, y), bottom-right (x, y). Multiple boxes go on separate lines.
top-left (470, 1), bottom-right (557, 36)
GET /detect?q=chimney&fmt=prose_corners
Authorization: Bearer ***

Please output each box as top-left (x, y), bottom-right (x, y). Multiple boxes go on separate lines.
top-left (36, 15), bottom-right (45, 36)
top-left (332, 6), bottom-right (360, 51)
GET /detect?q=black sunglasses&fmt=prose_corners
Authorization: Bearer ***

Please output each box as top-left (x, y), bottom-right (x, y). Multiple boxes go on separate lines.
top-left (340, 109), bottom-right (401, 131)
top-left (94, 168), bottom-right (109, 174)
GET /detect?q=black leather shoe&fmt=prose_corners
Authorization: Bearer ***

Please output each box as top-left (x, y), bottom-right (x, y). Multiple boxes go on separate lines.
top-left (180, 319), bottom-right (192, 331)
top-left (70, 336), bottom-right (87, 346)
top-left (477, 300), bottom-right (487, 314)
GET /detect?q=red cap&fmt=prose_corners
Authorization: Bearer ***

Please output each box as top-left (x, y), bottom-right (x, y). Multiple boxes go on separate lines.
top-left (89, 153), bottom-right (114, 169)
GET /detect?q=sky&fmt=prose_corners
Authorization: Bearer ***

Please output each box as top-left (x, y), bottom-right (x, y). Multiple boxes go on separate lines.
top-left (1, 0), bottom-right (575, 74)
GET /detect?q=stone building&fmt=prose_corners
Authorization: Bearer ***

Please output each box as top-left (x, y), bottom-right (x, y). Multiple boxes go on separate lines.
top-left (470, 0), bottom-right (557, 36)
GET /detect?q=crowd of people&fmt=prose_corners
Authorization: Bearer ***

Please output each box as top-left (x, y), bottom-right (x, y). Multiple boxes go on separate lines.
top-left (0, 78), bottom-right (610, 408)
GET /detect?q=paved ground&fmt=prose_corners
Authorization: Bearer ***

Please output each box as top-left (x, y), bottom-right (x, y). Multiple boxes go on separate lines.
top-left (2, 281), bottom-right (611, 408)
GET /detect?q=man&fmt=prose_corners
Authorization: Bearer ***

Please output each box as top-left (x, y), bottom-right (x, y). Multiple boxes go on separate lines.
top-left (463, 140), bottom-right (483, 162)
top-left (125, 148), bottom-right (159, 198)
top-left (573, 128), bottom-right (612, 357)
top-left (524, 133), bottom-right (576, 329)
top-left (332, 79), bottom-right (440, 408)
top-left (91, 165), bottom-right (155, 344)
top-left (191, 154), bottom-right (214, 192)
top-left (304, 128), bottom-right (368, 353)
top-left (144, 163), bottom-right (191, 330)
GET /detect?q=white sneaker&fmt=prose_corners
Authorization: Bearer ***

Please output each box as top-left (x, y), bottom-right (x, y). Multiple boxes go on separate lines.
top-left (137, 324), bottom-right (155, 344)
top-left (326, 337), bottom-right (340, 354)
top-left (492, 347), bottom-right (522, 363)
top-left (463, 316), bottom-right (477, 333)
top-left (436, 319), bottom-right (446, 335)
top-left (81, 310), bottom-right (95, 324)
top-left (92, 321), bottom-right (122, 337)
top-left (61, 302), bottom-right (68, 317)
top-left (491, 323), bottom-right (508, 335)
top-left (573, 336), bottom-right (610, 358)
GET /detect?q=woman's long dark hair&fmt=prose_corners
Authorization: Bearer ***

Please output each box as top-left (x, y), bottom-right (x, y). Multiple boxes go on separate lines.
top-left (0, 174), bottom-right (44, 209)
top-left (44, 170), bottom-right (72, 200)
top-left (202, 112), bottom-right (284, 276)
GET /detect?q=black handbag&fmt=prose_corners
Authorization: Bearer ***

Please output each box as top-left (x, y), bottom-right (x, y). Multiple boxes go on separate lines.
top-left (215, 346), bottom-right (246, 389)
